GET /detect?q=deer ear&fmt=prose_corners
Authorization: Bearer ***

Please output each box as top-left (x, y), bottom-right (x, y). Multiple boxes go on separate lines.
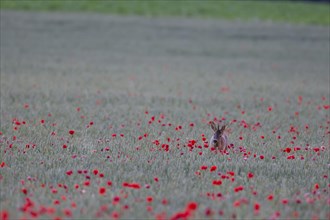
top-left (209, 121), bottom-right (217, 132)
top-left (219, 125), bottom-right (226, 134)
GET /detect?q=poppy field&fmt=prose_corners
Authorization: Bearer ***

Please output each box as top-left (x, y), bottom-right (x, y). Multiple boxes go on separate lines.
top-left (1, 10), bottom-right (330, 220)
top-left (1, 69), bottom-right (329, 220)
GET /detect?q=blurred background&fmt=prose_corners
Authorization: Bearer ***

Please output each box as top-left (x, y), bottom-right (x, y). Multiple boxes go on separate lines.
top-left (1, 0), bottom-right (329, 105)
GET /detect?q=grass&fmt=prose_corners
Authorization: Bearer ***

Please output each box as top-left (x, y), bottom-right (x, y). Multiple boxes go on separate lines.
top-left (0, 4), bottom-right (329, 220)
top-left (0, 69), bottom-right (329, 219)
top-left (0, 0), bottom-right (329, 25)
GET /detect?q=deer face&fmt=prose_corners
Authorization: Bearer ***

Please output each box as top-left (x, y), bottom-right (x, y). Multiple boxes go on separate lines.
top-left (211, 129), bottom-right (222, 147)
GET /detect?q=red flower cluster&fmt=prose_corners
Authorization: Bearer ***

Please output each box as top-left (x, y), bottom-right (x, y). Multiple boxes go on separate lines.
top-left (122, 182), bottom-right (141, 189)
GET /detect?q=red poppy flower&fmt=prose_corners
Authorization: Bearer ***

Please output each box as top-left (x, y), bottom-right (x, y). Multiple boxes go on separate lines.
top-left (122, 182), bottom-right (141, 189)
top-left (233, 200), bottom-right (240, 207)
top-left (227, 171), bottom-right (235, 176)
top-left (200, 165), bottom-right (208, 170)
top-left (186, 201), bottom-right (198, 211)
top-left (21, 188), bottom-right (28, 195)
top-left (247, 172), bottom-right (254, 179)
top-left (113, 196), bottom-right (120, 204)
top-left (294, 146), bottom-right (301, 151)
top-left (210, 165), bottom-right (217, 172)
top-left (146, 196), bottom-right (153, 203)
top-left (254, 202), bottom-right (260, 211)
top-left (1, 210), bottom-right (9, 220)
top-left (146, 205), bottom-right (153, 212)
top-left (162, 198), bottom-right (168, 205)
top-left (69, 130), bottom-right (75, 135)
top-left (267, 194), bottom-right (274, 201)
top-left (287, 155), bottom-right (295, 160)
top-left (51, 188), bottom-right (58, 194)
top-left (111, 211), bottom-right (119, 219)
top-left (170, 211), bottom-right (190, 220)
top-left (314, 183), bottom-right (319, 190)
top-left (205, 208), bottom-right (213, 216)
top-left (63, 208), bottom-right (72, 217)
top-left (93, 169), bottom-right (99, 175)
top-left (234, 186), bottom-right (244, 193)
top-left (212, 180), bottom-right (222, 186)
top-left (99, 187), bottom-right (106, 195)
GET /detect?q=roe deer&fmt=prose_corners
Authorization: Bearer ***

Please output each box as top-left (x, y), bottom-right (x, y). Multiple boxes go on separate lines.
top-left (209, 121), bottom-right (228, 151)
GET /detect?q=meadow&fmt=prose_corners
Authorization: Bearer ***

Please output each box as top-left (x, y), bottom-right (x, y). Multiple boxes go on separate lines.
top-left (1, 51), bottom-right (329, 219)
top-left (0, 2), bottom-right (330, 220)
top-left (1, 67), bottom-right (329, 220)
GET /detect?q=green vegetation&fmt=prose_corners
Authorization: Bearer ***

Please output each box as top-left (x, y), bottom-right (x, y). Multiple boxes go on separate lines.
top-left (1, 67), bottom-right (329, 219)
top-left (1, 3), bottom-right (329, 219)
top-left (1, 0), bottom-right (329, 25)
